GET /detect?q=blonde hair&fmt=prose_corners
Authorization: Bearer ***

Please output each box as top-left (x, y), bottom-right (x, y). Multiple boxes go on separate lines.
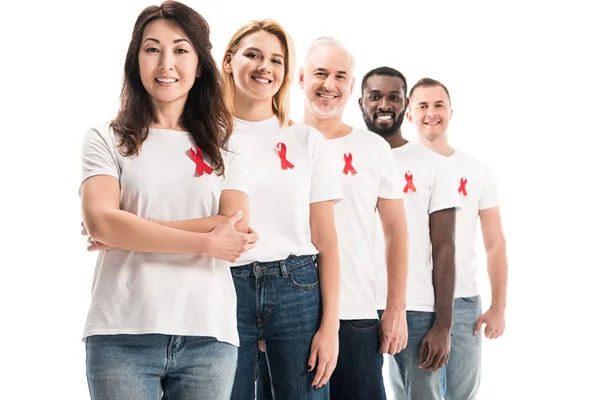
top-left (222, 19), bottom-right (296, 127)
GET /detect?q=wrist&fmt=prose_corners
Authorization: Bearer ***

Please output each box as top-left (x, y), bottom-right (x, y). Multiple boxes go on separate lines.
top-left (319, 318), bottom-right (340, 332)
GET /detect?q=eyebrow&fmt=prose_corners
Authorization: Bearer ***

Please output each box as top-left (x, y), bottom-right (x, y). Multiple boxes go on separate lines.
top-left (368, 89), bottom-right (403, 94)
top-left (313, 67), bottom-right (348, 76)
top-left (245, 47), bottom-right (285, 59)
top-left (143, 37), bottom-right (190, 44)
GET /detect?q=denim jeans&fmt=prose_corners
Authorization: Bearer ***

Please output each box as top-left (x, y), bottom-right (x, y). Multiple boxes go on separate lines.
top-left (231, 255), bottom-right (328, 400)
top-left (256, 349), bottom-right (273, 400)
top-left (330, 319), bottom-right (386, 400)
top-left (85, 334), bottom-right (237, 399)
top-left (384, 310), bottom-right (444, 400)
top-left (442, 295), bottom-right (482, 400)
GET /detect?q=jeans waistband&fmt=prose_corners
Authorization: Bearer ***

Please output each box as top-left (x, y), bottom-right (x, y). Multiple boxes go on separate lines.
top-left (231, 254), bottom-right (317, 278)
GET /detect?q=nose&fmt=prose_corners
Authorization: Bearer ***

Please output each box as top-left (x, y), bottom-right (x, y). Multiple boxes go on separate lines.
top-left (323, 75), bottom-right (336, 91)
top-left (257, 59), bottom-right (270, 74)
top-left (159, 51), bottom-right (175, 71)
top-left (378, 97), bottom-right (392, 111)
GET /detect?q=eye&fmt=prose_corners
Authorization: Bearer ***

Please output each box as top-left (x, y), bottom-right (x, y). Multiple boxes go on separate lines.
top-left (336, 75), bottom-right (346, 80)
top-left (391, 96), bottom-right (401, 101)
top-left (175, 48), bottom-right (189, 54)
top-left (246, 52), bottom-right (260, 59)
top-left (272, 58), bottom-right (282, 64)
top-left (145, 47), bottom-right (159, 53)
top-left (369, 95), bottom-right (380, 100)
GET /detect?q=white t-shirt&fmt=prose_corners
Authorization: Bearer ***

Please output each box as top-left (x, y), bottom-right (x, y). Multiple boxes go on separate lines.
top-left (80, 122), bottom-right (248, 346)
top-left (449, 150), bottom-right (500, 298)
top-left (229, 116), bottom-right (343, 266)
top-left (326, 129), bottom-right (404, 320)
top-left (375, 142), bottom-right (461, 312)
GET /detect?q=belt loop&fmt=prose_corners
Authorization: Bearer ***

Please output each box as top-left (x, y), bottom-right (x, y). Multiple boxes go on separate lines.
top-left (280, 260), bottom-right (288, 278)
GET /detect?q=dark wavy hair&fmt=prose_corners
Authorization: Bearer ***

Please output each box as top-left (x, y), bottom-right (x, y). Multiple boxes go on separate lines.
top-left (111, 0), bottom-right (232, 175)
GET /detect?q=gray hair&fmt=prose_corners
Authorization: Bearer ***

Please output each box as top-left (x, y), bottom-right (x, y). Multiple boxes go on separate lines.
top-left (303, 36), bottom-right (355, 71)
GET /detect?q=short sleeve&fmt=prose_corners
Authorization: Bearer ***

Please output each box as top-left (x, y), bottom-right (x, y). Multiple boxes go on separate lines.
top-left (479, 164), bottom-right (500, 210)
top-left (308, 128), bottom-right (343, 204)
top-left (222, 140), bottom-right (250, 197)
top-left (81, 123), bottom-right (120, 190)
top-left (429, 157), bottom-right (462, 213)
top-left (377, 141), bottom-right (404, 200)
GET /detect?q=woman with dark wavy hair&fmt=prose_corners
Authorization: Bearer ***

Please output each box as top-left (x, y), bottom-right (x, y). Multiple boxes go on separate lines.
top-left (79, 2), bottom-right (256, 398)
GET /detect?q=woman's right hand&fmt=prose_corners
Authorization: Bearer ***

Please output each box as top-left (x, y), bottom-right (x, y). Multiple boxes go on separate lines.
top-left (206, 211), bottom-right (258, 262)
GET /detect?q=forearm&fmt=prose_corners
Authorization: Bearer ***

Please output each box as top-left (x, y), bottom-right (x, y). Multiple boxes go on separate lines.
top-left (85, 209), bottom-right (209, 255)
top-left (156, 215), bottom-right (227, 233)
top-left (432, 242), bottom-right (455, 329)
top-left (316, 241), bottom-right (341, 330)
top-left (385, 231), bottom-right (408, 312)
top-left (487, 243), bottom-right (508, 309)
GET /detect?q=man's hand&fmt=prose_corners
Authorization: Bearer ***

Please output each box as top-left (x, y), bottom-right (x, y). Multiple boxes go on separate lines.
top-left (81, 223), bottom-right (113, 251)
top-left (379, 309), bottom-right (407, 355)
top-left (475, 306), bottom-right (505, 339)
top-left (418, 325), bottom-right (451, 372)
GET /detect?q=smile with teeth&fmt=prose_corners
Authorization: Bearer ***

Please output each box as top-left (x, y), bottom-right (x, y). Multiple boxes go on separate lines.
top-left (252, 76), bottom-right (272, 84)
top-left (425, 121), bottom-right (440, 125)
top-left (317, 93), bottom-right (337, 100)
top-left (156, 77), bottom-right (178, 83)
top-left (376, 114), bottom-right (394, 121)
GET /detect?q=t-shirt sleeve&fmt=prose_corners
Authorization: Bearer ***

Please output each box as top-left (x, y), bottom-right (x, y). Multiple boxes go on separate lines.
top-left (81, 124), bottom-right (120, 189)
top-left (222, 140), bottom-right (250, 197)
top-left (429, 156), bottom-right (462, 213)
top-left (377, 140), bottom-right (404, 200)
top-left (309, 128), bottom-right (343, 204)
top-left (479, 163), bottom-right (500, 210)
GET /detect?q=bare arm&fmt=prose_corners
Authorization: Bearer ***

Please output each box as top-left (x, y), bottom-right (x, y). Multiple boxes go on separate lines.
top-left (81, 176), bottom-right (255, 261)
top-left (418, 206), bottom-right (456, 372)
top-left (377, 198), bottom-right (409, 354)
top-left (474, 206), bottom-right (508, 338)
top-left (480, 206), bottom-right (507, 309)
top-left (429, 207), bottom-right (457, 329)
top-left (307, 200), bottom-right (340, 389)
top-left (155, 189), bottom-right (251, 234)
top-left (81, 175), bottom-right (211, 254)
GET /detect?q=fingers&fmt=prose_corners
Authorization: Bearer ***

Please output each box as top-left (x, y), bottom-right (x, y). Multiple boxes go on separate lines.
top-left (227, 211), bottom-right (244, 224)
top-left (474, 315), bottom-right (484, 335)
top-left (258, 340), bottom-right (266, 352)
top-left (419, 349), bottom-right (444, 372)
top-left (312, 357), bottom-right (336, 389)
top-left (379, 331), bottom-right (391, 354)
top-left (307, 346), bottom-right (318, 372)
top-left (419, 338), bottom-right (428, 364)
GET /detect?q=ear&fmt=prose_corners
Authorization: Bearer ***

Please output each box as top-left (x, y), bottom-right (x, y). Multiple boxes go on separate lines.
top-left (299, 67), bottom-right (305, 89)
top-left (196, 66), bottom-right (202, 78)
top-left (358, 96), bottom-right (363, 110)
top-left (406, 105), bottom-right (413, 123)
top-left (223, 53), bottom-right (233, 74)
top-left (449, 108), bottom-right (454, 120)
top-left (349, 76), bottom-right (356, 95)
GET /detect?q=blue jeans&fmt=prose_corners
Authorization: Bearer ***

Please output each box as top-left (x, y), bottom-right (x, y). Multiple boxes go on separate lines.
top-left (330, 319), bottom-right (386, 400)
top-left (442, 296), bottom-right (482, 400)
top-left (256, 349), bottom-right (273, 399)
top-left (86, 334), bottom-right (237, 399)
top-left (231, 255), bottom-right (328, 400)
top-left (383, 310), bottom-right (444, 400)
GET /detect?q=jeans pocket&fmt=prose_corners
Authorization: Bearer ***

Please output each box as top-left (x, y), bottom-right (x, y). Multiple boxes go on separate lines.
top-left (346, 319), bottom-right (379, 332)
top-left (288, 263), bottom-right (319, 290)
top-left (458, 295), bottom-right (480, 304)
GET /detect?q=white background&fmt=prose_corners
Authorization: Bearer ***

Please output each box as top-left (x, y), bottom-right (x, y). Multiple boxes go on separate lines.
top-left (1, 0), bottom-right (598, 398)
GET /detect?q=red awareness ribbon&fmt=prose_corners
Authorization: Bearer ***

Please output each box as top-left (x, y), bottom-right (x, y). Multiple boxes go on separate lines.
top-left (190, 146), bottom-right (214, 176)
top-left (276, 142), bottom-right (295, 170)
top-left (458, 177), bottom-right (468, 196)
top-left (343, 153), bottom-right (357, 175)
top-left (403, 171), bottom-right (417, 193)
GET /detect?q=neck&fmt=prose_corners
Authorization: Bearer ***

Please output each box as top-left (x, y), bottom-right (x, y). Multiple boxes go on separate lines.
top-left (303, 107), bottom-right (352, 140)
top-left (234, 94), bottom-right (274, 122)
top-left (418, 132), bottom-right (454, 156)
top-left (150, 97), bottom-right (187, 130)
top-left (385, 129), bottom-right (409, 149)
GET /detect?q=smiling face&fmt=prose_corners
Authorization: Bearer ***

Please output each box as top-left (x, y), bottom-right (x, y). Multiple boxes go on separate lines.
top-left (407, 84), bottom-right (453, 141)
top-left (359, 74), bottom-right (407, 138)
top-left (300, 43), bottom-right (355, 118)
top-left (138, 18), bottom-right (199, 110)
top-left (223, 30), bottom-right (285, 105)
